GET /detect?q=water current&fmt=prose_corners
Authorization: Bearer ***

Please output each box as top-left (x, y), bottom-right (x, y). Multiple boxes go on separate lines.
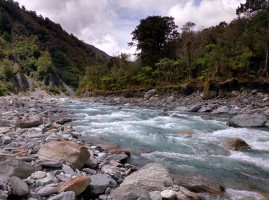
top-left (59, 99), bottom-right (269, 199)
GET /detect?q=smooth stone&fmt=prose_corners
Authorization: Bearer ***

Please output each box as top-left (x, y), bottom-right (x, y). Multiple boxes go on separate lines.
top-left (56, 118), bottom-right (72, 125)
top-left (150, 191), bottom-right (162, 200)
top-left (212, 106), bottom-right (229, 114)
top-left (176, 191), bottom-right (191, 200)
top-left (37, 185), bottom-right (58, 197)
top-left (111, 185), bottom-right (150, 200)
top-left (31, 171), bottom-right (47, 179)
top-left (89, 174), bottom-right (117, 195)
top-left (9, 176), bottom-right (29, 196)
top-left (2, 136), bottom-right (12, 145)
top-left (38, 141), bottom-right (90, 169)
top-left (198, 106), bottom-right (212, 113)
top-left (121, 163), bottom-right (173, 192)
top-left (187, 104), bottom-right (202, 112)
top-left (16, 115), bottom-right (43, 128)
top-left (229, 114), bottom-right (267, 127)
top-left (48, 191), bottom-right (76, 200)
top-left (36, 176), bottom-right (53, 187)
top-left (144, 89), bottom-right (157, 100)
top-left (166, 96), bottom-right (175, 104)
top-left (83, 168), bottom-right (97, 175)
top-left (40, 160), bottom-right (62, 168)
top-left (160, 189), bottom-right (176, 200)
top-left (172, 174), bottom-right (225, 195)
top-left (0, 156), bottom-right (34, 179)
top-left (179, 186), bottom-right (202, 200)
top-left (59, 176), bottom-right (91, 196)
top-left (62, 164), bottom-right (75, 175)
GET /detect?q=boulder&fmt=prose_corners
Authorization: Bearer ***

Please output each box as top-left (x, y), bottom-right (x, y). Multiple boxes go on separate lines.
top-left (0, 156), bottom-right (34, 179)
top-left (187, 104), bottom-right (202, 112)
top-left (212, 106), bottom-right (229, 114)
top-left (144, 89), bottom-right (157, 100)
top-left (48, 191), bottom-right (75, 200)
top-left (111, 185), bottom-right (150, 200)
top-left (228, 114), bottom-right (267, 127)
top-left (149, 191), bottom-right (162, 200)
top-left (37, 185), bottom-right (58, 197)
top-left (109, 149), bottom-right (131, 157)
top-left (179, 186), bottom-right (202, 200)
top-left (171, 174), bottom-right (225, 195)
top-left (222, 138), bottom-right (251, 151)
top-left (89, 174), bottom-right (117, 195)
top-left (56, 118), bottom-right (72, 125)
top-left (59, 176), bottom-right (91, 196)
top-left (198, 106), bottom-right (212, 113)
top-left (16, 115), bottom-right (42, 128)
top-left (38, 141), bottom-right (90, 169)
top-left (121, 163), bottom-right (173, 192)
top-left (9, 176), bottom-right (29, 196)
top-left (166, 96), bottom-right (175, 104)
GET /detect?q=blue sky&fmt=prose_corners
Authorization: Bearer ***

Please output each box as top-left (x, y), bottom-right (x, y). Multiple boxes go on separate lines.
top-left (16, 0), bottom-right (245, 57)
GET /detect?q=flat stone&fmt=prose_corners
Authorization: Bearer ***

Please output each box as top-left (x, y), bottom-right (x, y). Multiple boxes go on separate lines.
top-left (36, 176), bottom-right (54, 187)
top-left (62, 164), bottom-right (75, 175)
top-left (59, 176), bottom-right (91, 196)
top-left (40, 160), bottom-right (62, 168)
top-left (16, 115), bottom-right (43, 128)
top-left (172, 174), bottom-right (225, 195)
top-left (9, 176), bottom-right (29, 196)
top-left (31, 171), bottom-right (47, 179)
top-left (48, 191), bottom-right (76, 200)
top-left (111, 185), bottom-right (150, 200)
top-left (212, 106), bottom-right (229, 114)
top-left (37, 185), bottom-right (58, 197)
top-left (121, 163), bottom-right (173, 192)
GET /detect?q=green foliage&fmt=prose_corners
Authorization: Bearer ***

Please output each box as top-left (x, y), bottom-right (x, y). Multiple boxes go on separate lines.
top-left (36, 51), bottom-right (55, 80)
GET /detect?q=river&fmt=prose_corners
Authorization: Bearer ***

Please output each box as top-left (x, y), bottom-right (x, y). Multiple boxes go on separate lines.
top-left (59, 99), bottom-right (269, 198)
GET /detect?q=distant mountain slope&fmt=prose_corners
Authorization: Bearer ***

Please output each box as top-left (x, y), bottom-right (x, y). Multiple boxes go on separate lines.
top-left (0, 0), bottom-right (109, 95)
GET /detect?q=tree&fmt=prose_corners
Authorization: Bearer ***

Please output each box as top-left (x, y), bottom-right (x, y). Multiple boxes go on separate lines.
top-left (237, 0), bottom-right (269, 76)
top-left (130, 16), bottom-right (180, 67)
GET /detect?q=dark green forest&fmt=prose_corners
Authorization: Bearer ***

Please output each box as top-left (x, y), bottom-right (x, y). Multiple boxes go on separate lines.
top-left (0, 0), bottom-right (269, 96)
top-left (78, 0), bottom-right (269, 96)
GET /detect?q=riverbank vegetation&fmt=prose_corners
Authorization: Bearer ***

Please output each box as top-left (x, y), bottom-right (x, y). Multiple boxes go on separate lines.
top-left (77, 0), bottom-right (269, 95)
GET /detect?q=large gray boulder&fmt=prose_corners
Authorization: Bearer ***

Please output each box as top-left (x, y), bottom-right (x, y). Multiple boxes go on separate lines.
top-left (228, 114), bottom-right (267, 127)
top-left (0, 156), bottom-right (34, 179)
top-left (171, 174), bottom-right (225, 195)
top-left (144, 89), bottom-right (157, 100)
top-left (111, 185), bottom-right (150, 200)
top-left (121, 163), bottom-right (173, 192)
top-left (212, 106), bottom-right (229, 114)
top-left (9, 176), bottom-right (29, 196)
top-left (16, 115), bottom-right (43, 128)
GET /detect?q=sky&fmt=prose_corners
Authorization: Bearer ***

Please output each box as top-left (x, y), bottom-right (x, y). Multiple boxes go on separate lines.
top-left (16, 0), bottom-right (245, 57)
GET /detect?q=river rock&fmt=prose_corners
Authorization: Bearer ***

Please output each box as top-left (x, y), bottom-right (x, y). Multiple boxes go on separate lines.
top-left (198, 106), bottom-right (212, 113)
top-left (161, 189), bottom-right (176, 200)
top-left (176, 191), bottom-right (191, 200)
top-left (121, 163), bottom-right (173, 192)
top-left (212, 106), bottom-right (229, 114)
top-left (228, 114), bottom-right (267, 127)
top-left (37, 141), bottom-right (90, 169)
top-left (2, 136), bottom-right (11, 145)
top-left (37, 184), bottom-right (58, 197)
top-left (59, 176), bottom-right (91, 196)
top-left (9, 176), bottom-right (29, 196)
top-left (166, 96), bottom-right (175, 104)
top-left (144, 89), bottom-right (157, 100)
top-left (48, 191), bottom-right (75, 200)
top-left (89, 174), bottom-right (117, 195)
top-left (222, 138), bottom-right (251, 151)
top-left (179, 186), bottom-right (202, 200)
top-left (36, 176), bottom-right (54, 186)
top-left (16, 115), bottom-right (43, 128)
top-left (56, 118), bottom-right (72, 125)
top-left (171, 174), bottom-right (225, 195)
top-left (0, 156), bottom-right (34, 179)
top-left (187, 104), bottom-right (202, 112)
top-left (111, 185), bottom-right (150, 200)
top-left (31, 171), bottom-right (47, 179)
top-left (150, 191), bottom-right (162, 200)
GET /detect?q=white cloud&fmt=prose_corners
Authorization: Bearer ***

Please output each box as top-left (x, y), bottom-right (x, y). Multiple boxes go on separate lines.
top-left (16, 0), bottom-right (244, 56)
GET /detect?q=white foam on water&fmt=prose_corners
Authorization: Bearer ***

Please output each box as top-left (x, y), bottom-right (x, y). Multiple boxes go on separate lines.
top-left (225, 188), bottom-right (268, 200)
top-left (230, 151), bottom-right (269, 170)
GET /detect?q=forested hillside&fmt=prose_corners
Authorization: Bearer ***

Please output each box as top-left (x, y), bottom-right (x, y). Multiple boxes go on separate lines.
top-left (78, 0), bottom-right (269, 96)
top-left (0, 0), bottom-right (108, 95)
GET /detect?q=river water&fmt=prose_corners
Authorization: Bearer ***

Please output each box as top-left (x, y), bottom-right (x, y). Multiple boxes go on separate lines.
top-left (60, 99), bottom-right (269, 199)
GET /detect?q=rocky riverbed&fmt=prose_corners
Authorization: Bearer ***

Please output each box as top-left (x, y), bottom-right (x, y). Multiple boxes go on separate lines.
top-left (0, 92), bottom-right (268, 200)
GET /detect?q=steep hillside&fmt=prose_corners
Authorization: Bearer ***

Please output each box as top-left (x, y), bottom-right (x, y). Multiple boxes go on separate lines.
top-left (0, 0), bottom-right (108, 95)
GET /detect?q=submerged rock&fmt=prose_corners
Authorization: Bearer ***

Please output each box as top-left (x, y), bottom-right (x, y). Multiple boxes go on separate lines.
top-left (222, 138), bottom-right (251, 151)
top-left (121, 163), bottom-right (173, 192)
top-left (228, 114), bottom-right (267, 127)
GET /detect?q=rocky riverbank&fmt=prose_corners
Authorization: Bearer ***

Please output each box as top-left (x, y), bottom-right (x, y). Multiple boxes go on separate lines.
top-left (0, 94), bottom-right (268, 200)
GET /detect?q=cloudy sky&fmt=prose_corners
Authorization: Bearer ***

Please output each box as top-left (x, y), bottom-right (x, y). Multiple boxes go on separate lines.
top-left (16, 0), bottom-right (244, 56)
